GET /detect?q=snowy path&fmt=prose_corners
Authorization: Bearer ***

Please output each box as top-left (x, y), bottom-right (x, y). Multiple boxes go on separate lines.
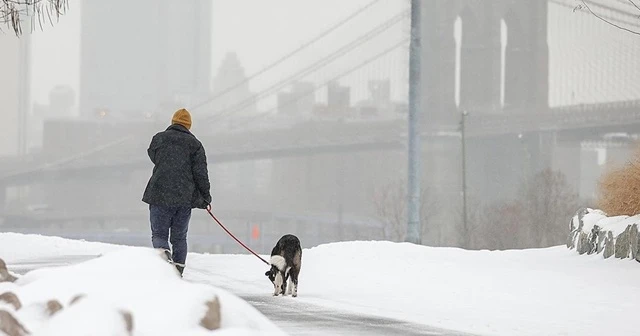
top-left (191, 268), bottom-right (475, 336)
top-left (6, 233), bottom-right (640, 335)
top-left (10, 255), bottom-right (475, 336)
top-left (237, 295), bottom-right (458, 336)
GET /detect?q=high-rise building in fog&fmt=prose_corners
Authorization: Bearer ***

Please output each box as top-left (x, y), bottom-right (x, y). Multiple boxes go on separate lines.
top-left (212, 52), bottom-right (256, 116)
top-left (0, 34), bottom-right (30, 157)
top-left (80, 0), bottom-right (212, 119)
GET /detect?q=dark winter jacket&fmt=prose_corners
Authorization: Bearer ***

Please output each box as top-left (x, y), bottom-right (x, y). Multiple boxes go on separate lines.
top-left (142, 124), bottom-right (211, 209)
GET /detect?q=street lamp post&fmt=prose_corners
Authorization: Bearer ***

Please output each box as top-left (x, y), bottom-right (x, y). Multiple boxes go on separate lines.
top-left (406, 0), bottom-right (422, 244)
top-left (460, 110), bottom-right (468, 247)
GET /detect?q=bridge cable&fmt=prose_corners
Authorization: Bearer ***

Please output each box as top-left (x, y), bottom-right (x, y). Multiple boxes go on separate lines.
top-left (203, 9), bottom-right (409, 124)
top-left (221, 37), bottom-right (410, 131)
top-left (188, 0), bottom-right (385, 112)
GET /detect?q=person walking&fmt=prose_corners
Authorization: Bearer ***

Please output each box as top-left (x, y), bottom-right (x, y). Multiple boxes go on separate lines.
top-left (142, 108), bottom-right (211, 276)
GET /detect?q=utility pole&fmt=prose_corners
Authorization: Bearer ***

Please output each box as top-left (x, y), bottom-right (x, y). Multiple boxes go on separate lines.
top-left (460, 110), bottom-right (468, 247)
top-left (406, 0), bottom-right (422, 244)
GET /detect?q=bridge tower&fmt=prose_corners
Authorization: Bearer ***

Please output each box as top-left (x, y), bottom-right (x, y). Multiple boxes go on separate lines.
top-left (421, 0), bottom-right (548, 123)
top-left (419, 1), bottom-right (550, 246)
top-left (501, 1), bottom-right (549, 110)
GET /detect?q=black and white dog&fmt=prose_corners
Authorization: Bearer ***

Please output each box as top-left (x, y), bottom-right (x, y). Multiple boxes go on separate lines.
top-left (265, 234), bottom-right (302, 297)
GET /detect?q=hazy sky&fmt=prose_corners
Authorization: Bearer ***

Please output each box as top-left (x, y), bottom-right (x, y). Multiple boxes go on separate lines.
top-left (25, 0), bottom-right (633, 113)
top-left (27, 0), bottom-right (406, 111)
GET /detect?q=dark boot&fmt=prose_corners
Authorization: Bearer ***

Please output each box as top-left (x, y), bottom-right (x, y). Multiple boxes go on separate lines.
top-left (163, 249), bottom-right (173, 263)
top-left (175, 264), bottom-right (184, 277)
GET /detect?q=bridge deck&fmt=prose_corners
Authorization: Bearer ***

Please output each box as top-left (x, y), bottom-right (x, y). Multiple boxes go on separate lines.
top-left (2, 100), bottom-right (639, 184)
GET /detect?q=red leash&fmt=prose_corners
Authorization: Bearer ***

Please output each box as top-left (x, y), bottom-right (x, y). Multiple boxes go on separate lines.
top-left (206, 205), bottom-right (270, 266)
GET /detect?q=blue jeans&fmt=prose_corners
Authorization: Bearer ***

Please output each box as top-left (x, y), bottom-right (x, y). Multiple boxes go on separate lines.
top-left (149, 205), bottom-right (191, 266)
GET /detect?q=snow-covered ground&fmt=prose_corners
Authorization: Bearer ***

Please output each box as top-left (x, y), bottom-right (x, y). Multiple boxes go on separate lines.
top-left (187, 241), bottom-right (640, 336)
top-left (0, 233), bottom-right (284, 336)
top-left (580, 210), bottom-right (640, 236)
top-left (2, 232), bottom-right (640, 336)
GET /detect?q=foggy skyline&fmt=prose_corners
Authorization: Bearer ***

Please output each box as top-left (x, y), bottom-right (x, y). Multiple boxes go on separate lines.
top-left (15, 0), bottom-right (640, 116)
top-left (1, 0), bottom-right (639, 250)
top-left (1, 2), bottom-right (640, 333)
top-left (24, 0), bottom-right (402, 113)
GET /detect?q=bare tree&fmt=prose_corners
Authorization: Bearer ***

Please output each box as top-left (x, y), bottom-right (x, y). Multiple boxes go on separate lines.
top-left (573, 0), bottom-right (640, 35)
top-left (372, 180), bottom-right (406, 241)
top-left (1, 0), bottom-right (68, 36)
top-left (475, 169), bottom-right (579, 250)
top-left (418, 187), bottom-right (439, 243)
top-left (463, 197), bottom-right (494, 249)
top-left (519, 169), bottom-right (580, 247)
top-left (372, 179), bottom-right (438, 242)
top-left (478, 201), bottom-right (529, 249)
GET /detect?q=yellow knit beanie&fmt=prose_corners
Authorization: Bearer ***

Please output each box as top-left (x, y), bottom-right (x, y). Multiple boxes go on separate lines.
top-left (172, 108), bottom-right (192, 130)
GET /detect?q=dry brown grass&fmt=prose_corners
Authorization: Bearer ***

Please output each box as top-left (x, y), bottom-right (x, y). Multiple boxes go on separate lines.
top-left (597, 146), bottom-right (640, 216)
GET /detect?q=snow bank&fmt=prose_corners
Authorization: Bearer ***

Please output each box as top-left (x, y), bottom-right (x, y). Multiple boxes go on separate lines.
top-left (188, 241), bottom-right (640, 336)
top-left (568, 207), bottom-right (640, 259)
top-left (0, 242), bottom-right (284, 336)
top-left (0, 232), bottom-right (123, 262)
top-left (4, 232), bottom-right (640, 336)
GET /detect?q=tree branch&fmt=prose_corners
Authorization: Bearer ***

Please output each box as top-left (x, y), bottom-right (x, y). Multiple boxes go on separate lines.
top-left (1, 0), bottom-right (68, 37)
top-left (576, 0), bottom-right (640, 35)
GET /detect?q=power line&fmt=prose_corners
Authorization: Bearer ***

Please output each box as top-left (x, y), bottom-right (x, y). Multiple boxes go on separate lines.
top-left (222, 38), bottom-right (410, 131)
top-left (188, 0), bottom-right (385, 112)
top-left (204, 9), bottom-right (409, 124)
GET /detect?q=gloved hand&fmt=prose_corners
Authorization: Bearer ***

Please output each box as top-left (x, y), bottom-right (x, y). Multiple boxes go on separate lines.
top-left (197, 195), bottom-right (212, 210)
top-left (196, 200), bottom-right (209, 209)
